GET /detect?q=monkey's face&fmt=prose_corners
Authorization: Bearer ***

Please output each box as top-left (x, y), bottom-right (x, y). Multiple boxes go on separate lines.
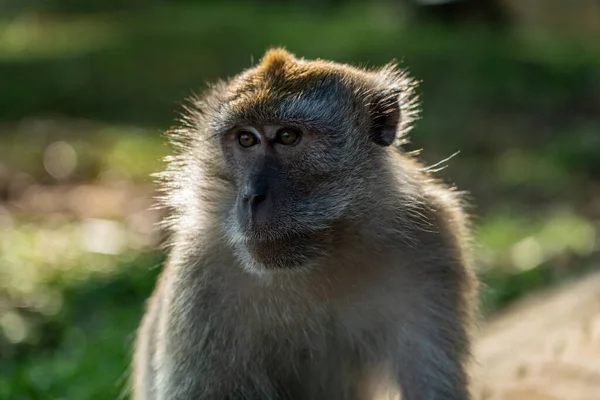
top-left (186, 48), bottom-right (417, 271)
top-left (219, 121), bottom-right (360, 270)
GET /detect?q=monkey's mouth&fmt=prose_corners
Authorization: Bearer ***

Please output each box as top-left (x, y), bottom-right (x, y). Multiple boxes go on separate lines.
top-left (236, 211), bottom-right (318, 243)
top-left (243, 227), bottom-right (314, 247)
top-left (227, 204), bottom-right (334, 268)
top-left (243, 235), bottom-right (324, 269)
top-left (235, 225), bottom-right (328, 269)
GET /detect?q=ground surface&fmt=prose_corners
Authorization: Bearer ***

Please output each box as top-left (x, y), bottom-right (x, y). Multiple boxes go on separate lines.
top-left (473, 270), bottom-right (600, 400)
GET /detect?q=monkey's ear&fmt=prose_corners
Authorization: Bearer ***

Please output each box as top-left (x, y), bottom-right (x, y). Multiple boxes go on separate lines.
top-left (370, 89), bottom-right (400, 147)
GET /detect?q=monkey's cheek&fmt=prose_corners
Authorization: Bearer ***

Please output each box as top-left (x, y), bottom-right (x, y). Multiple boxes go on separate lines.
top-left (234, 202), bottom-right (255, 235)
top-left (235, 201), bottom-right (248, 225)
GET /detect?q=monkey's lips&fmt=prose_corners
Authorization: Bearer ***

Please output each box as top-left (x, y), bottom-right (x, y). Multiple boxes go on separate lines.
top-left (232, 206), bottom-right (330, 268)
top-left (240, 228), bottom-right (324, 269)
top-left (242, 227), bottom-right (313, 248)
top-left (239, 211), bottom-right (314, 244)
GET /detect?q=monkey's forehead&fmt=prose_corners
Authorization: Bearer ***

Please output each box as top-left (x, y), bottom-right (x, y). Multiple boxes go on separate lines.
top-left (213, 51), bottom-right (382, 132)
top-left (197, 48), bottom-right (413, 136)
top-left (213, 88), bottom-right (350, 135)
top-left (230, 50), bottom-right (379, 101)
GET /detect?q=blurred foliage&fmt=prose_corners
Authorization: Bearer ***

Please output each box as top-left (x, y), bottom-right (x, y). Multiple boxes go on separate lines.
top-left (1, 250), bottom-right (163, 399)
top-left (0, 0), bottom-right (599, 398)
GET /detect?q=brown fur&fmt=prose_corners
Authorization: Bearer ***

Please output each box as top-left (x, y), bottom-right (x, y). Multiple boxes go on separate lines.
top-left (132, 48), bottom-right (478, 400)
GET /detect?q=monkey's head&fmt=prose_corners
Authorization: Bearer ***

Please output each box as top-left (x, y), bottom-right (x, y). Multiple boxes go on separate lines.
top-left (165, 48), bottom-right (418, 273)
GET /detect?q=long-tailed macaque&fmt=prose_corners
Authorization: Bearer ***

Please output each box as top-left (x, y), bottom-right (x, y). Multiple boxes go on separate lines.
top-left (132, 48), bottom-right (477, 400)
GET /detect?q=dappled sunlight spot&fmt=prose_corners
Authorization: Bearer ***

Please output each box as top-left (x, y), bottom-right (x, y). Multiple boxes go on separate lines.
top-left (32, 224), bottom-right (78, 265)
top-left (511, 236), bottom-right (544, 271)
top-left (1, 229), bottom-right (44, 294)
top-left (79, 218), bottom-right (126, 256)
top-left (43, 141), bottom-right (77, 180)
top-left (1, 285), bottom-right (63, 321)
top-left (0, 310), bottom-right (29, 344)
top-left (26, 289), bottom-right (64, 317)
top-left (477, 207), bottom-right (599, 273)
top-left (539, 211), bottom-right (597, 257)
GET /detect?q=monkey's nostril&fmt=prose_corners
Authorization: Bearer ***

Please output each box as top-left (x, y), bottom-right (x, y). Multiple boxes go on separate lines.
top-left (249, 193), bottom-right (267, 206)
top-left (245, 192), bottom-right (270, 225)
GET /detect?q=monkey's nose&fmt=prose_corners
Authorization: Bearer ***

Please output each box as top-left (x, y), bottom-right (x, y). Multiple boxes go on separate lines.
top-left (242, 176), bottom-right (271, 225)
top-left (248, 192), bottom-right (269, 219)
top-left (243, 191), bottom-right (271, 226)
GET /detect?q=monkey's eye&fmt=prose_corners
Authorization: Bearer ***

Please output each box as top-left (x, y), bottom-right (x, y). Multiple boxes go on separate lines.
top-left (276, 128), bottom-right (301, 146)
top-left (238, 131), bottom-right (259, 148)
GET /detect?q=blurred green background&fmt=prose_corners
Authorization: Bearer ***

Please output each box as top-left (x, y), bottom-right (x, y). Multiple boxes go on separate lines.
top-left (1, 0), bottom-right (599, 398)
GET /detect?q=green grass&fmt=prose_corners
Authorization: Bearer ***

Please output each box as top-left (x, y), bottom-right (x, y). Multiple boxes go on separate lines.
top-left (0, 204), bottom-right (162, 398)
top-left (1, 252), bottom-right (162, 400)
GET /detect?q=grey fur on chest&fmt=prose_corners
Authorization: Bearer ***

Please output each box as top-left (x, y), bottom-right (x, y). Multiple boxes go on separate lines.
top-left (186, 289), bottom-right (377, 399)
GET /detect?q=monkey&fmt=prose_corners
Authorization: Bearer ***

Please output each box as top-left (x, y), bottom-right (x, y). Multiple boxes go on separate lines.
top-left (132, 48), bottom-right (478, 400)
